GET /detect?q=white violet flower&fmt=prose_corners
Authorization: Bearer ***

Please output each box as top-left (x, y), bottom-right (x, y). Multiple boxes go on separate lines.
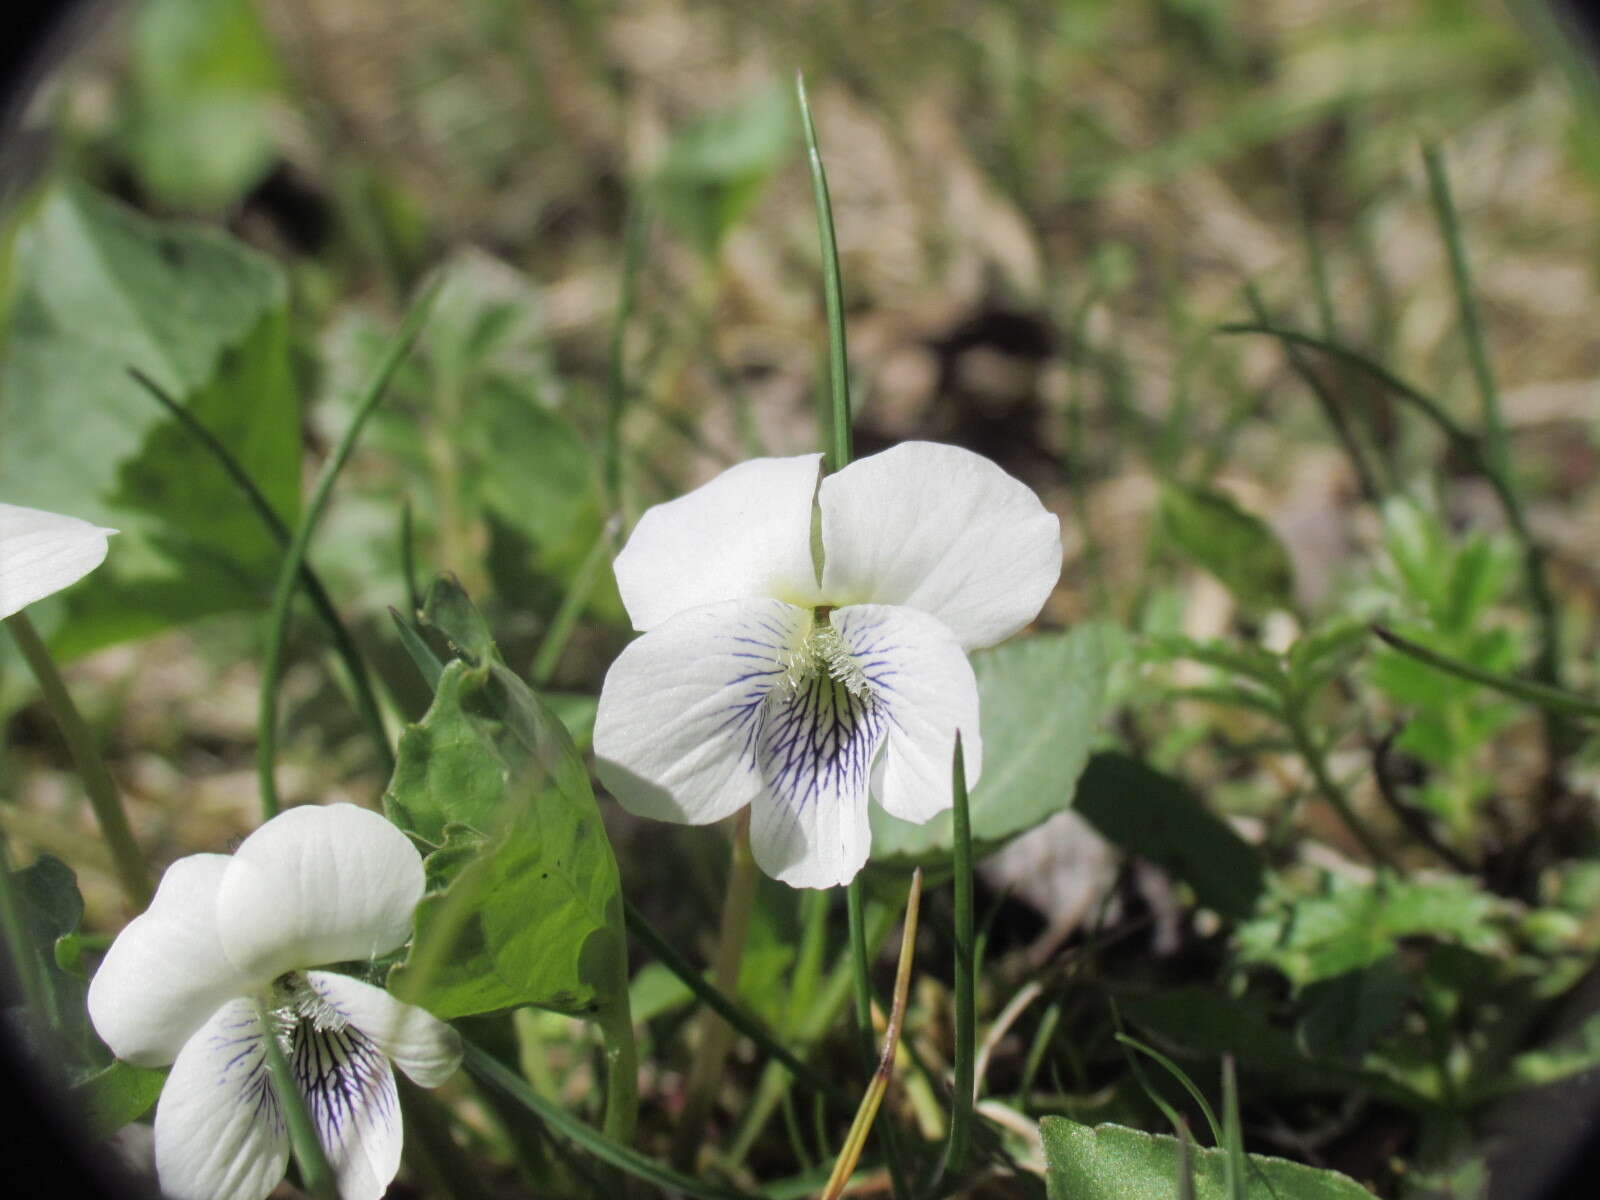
top-left (593, 441), bottom-right (1062, 888)
top-left (0, 501), bottom-right (115, 618)
top-left (87, 803), bottom-right (462, 1200)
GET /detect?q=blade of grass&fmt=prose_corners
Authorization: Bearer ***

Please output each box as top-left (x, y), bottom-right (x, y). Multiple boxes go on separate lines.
top-left (1221, 1056), bottom-right (1246, 1200)
top-left (529, 516), bottom-right (619, 687)
top-left (623, 901), bottom-right (846, 1104)
top-left (4, 612), bottom-right (151, 905)
top-left (1113, 1030), bottom-right (1224, 1147)
top-left (463, 1040), bottom-right (755, 1199)
top-left (257, 278), bottom-right (441, 817)
top-left (604, 194), bottom-right (649, 510)
top-left (936, 735), bottom-right (977, 1186)
top-left (796, 72), bottom-right (852, 474)
top-left (389, 606), bottom-right (444, 691)
top-left (128, 367), bottom-right (395, 786)
top-left (820, 869), bottom-right (923, 1200)
top-left (1372, 625), bottom-right (1600, 721)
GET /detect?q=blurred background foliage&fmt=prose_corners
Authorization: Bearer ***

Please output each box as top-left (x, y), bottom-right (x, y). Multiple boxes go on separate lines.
top-left (4, 0), bottom-right (1600, 1196)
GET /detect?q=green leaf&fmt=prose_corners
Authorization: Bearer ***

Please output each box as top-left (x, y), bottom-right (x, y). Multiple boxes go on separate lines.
top-left (8, 854), bottom-right (97, 1065)
top-left (870, 625), bottom-right (1115, 864)
top-left (654, 86), bottom-right (795, 257)
top-left (1158, 483), bottom-right (1294, 612)
top-left (0, 184), bottom-right (298, 655)
top-left (1072, 753), bottom-right (1264, 920)
top-left (1236, 873), bottom-right (1507, 988)
top-left (385, 598), bottom-right (627, 1020)
top-left (69, 1061), bottom-right (167, 1140)
top-left (1041, 1118), bottom-right (1380, 1199)
top-left (122, 0), bottom-right (283, 208)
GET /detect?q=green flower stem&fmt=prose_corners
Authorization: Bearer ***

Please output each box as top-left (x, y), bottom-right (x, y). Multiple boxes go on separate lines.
top-left (1283, 702), bottom-right (1394, 870)
top-left (1372, 624), bottom-right (1600, 721)
top-left (253, 999), bottom-right (338, 1200)
top-left (671, 810), bottom-right (759, 1169)
top-left (258, 278), bottom-right (440, 819)
top-left (5, 611), bottom-right (151, 906)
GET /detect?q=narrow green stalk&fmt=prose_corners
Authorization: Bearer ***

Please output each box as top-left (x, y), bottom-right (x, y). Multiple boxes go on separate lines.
top-left (596, 990), bottom-right (641, 1148)
top-left (624, 901), bottom-right (844, 1101)
top-left (128, 368), bottom-right (396, 787)
top-left (258, 279), bottom-right (441, 818)
top-left (844, 881), bottom-right (874, 1056)
top-left (253, 1000), bottom-right (338, 1200)
top-left (1422, 145), bottom-right (1510, 480)
top-left (605, 195), bottom-right (649, 510)
top-left (1221, 1056), bottom-right (1246, 1200)
top-left (795, 72), bottom-right (853, 473)
top-left (939, 736), bottom-right (976, 1184)
top-left (464, 1041), bottom-right (755, 1200)
top-left (673, 811), bottom-right (760, 1168)
top-left (1372, 625), bottom-right (1600, 721)
top-left (1422, 143), bottom-right (1567, 723)
top-left (5, 611), bottom-right (150, 905)
top-left (530, 518), bottom-right (617, 687)
top-left (1283, 703), bottom-right (1394, 869)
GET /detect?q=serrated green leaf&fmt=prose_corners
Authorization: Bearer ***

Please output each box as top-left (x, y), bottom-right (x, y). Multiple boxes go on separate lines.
top-left (384, 654), bottom-right (626, 1021)
top-left (1236, 873), bottom-right (1507, 988)
top-left (1041, 1118), bottom-right (1380, 1199)
top-left (0, 184), bottom-right (298, 655)
top-left (1072, 752), bottom-right (1264, 919)
top-left (870, 624), bottom-right (1116, 864)
top-left (1159, 483), bottom-right (1294, 612)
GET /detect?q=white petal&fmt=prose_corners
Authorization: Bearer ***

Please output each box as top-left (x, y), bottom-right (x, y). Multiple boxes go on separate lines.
top-left (305, 971), bottom-right (462, 1089)
top-left (0, 502), bottom-right (115, 619)
top-left (293, 1014), bottom-right (402, 1200)
top-left (88, 854), bottom-right (259, 1067)
top-left (216, 804), bottom-right (424, 982)
top-left (819, 442), bottom-right (1061, 650)
top-left (595, 598), bottom-right (811, 825)
top-left (614, 454), bottom-right (823, 631)
top-left (746, 659), bottom-right (883, 888)
top-left (833, 604), bottom-right (983, 824)
top-left (154, 998), bottom-right (289, 1200)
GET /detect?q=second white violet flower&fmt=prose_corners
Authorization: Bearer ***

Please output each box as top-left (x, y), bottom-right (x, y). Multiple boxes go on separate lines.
top-left (593, 440), bottom-right (1062, 888)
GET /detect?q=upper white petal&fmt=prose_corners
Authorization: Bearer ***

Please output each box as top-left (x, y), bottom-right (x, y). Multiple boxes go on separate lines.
top-left (292, 1011), bottom-right (402, 1200)
top-left (88, 853), bottom-right (259, 1067)
top-left (216, 804), bottom-right (424, 982)
top-left (613, 454), bottom-right (823, 630)
top-left (819, 442), bottom-right (1061, 650)
top-left (305, 971), bottom-right (463, 1089)
top-left (833, 604), bottom-right (983, 825)
top-left (154, 998), bottom-right (289, 1200)
top-left (0, 502), bottom-right (114, 618)
top-left (594, 598), bottom-right (811, 825)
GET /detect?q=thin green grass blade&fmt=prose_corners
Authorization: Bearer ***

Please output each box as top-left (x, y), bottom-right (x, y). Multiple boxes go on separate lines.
top-left (939, 735), bottom-right (977, 1182)
top-left (388, 607), bottom-right (443, 691)
top-left (255, 1000), bottom-right (337, 1200)
top-left (795, 72), bottom-right (852, 473)
top-left (257, 277), bottom-right (441, 817)
top-left (1113, 1030), bottom-right (1224, 1147)
top-left (463, 1040), bottom-right (755, 1200)
top-left (129, 366), bottom-right (395, 793)
top-left (1222, 1056), bottom-right (1247, 1200)
top-left (623, 901), bottom-right (847, 1105)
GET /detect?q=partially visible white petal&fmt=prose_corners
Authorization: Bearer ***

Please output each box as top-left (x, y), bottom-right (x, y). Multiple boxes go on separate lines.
top-left (154, 998), bottom-right (288, 1200)
top-left (88, 854), bottom-right (258, 1067)
top-left (305, 971), bottom-right (462, 1089)
top-left (293, 1015), bottom-right (402, 1200)
top-left (819, 442), bottom-right (1061, 650)
top-left (595, 598), bottom-right (810, 825)
top-left (614, 454), bottom-right (823, 631)
top-left (832, 604), bottom-right (983, 824)
top-left (216, 804), bottom-right (423, 982)
top-left (0, 502), bottom-right (115, 619)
